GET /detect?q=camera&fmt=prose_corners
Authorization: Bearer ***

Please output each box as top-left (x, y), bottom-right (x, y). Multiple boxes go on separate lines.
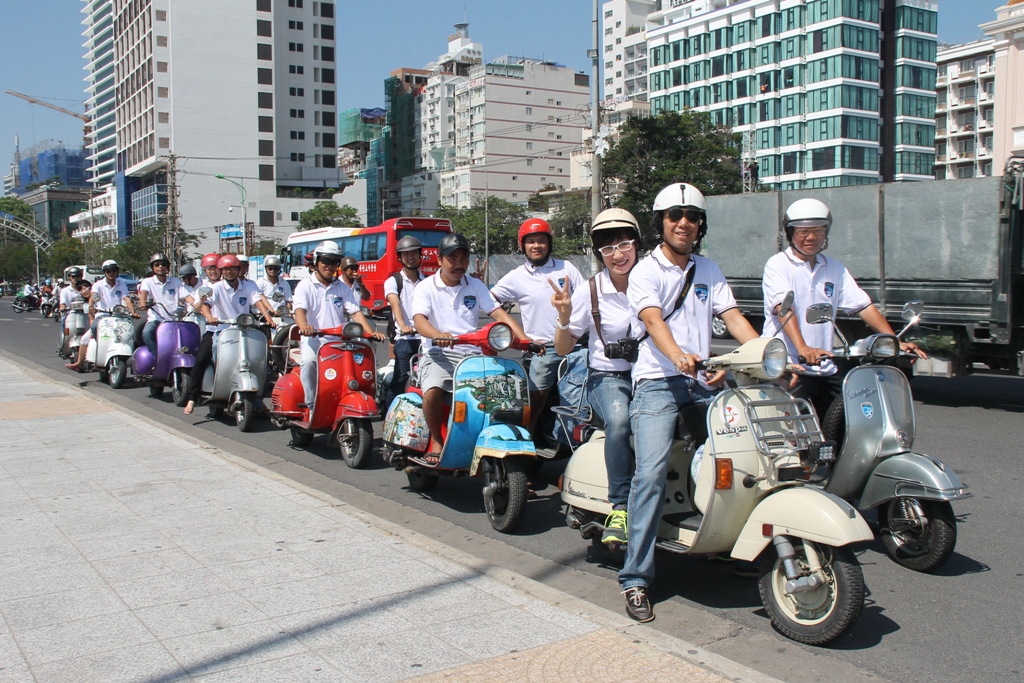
top-left (604, 337), bottom-right (639, 362)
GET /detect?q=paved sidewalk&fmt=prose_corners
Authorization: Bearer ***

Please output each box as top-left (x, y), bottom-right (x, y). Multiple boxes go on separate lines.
top-left (0, 357), bottom-right (775, 683)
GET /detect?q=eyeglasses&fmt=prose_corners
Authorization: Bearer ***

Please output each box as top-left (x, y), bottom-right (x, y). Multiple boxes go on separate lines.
top-left (667, 207), bottom-right (703, 224)
top-left (153, 262), bottom-right (169, 268)
top-left (265, 266), bottom-right (281, 272)
top-left (597, 239), bottom-right (637, 256)
top-left (320, 259), bottom-right (342, 267)
top-left (792, 226), bottom-right (828, 238)
top-left (103, 267), bottom-right (119, 273)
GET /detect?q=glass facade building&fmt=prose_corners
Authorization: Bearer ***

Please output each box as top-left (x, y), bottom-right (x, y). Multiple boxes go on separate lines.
top-left (645, 0), bottom-right (937, 189)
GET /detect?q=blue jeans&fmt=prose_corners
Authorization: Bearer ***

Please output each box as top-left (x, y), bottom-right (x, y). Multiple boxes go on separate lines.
top-left (619, 375), bottom-right (716, 589)
top-left (142, 320), bottom-right (160, 357)
top-left (587, 371), bottom-right (634, 507)
top-left (385, 338), bottom-right (420, 413)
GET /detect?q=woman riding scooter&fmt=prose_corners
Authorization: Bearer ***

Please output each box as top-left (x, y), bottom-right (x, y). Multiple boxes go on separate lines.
top-left (549, 208), bottom-right (643, 548)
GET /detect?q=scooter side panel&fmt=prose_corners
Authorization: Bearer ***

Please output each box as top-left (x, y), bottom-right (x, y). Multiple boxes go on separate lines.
top-left (468, 423), bottom-right (536, 476)
top-left (732, 488), bottom-right (873, 561)
top-left (94, 316), bottom-right (135, 367)
top-left (827, 366), bottom-right (916, 500)
top-left (153, 321), bottom-right (200, 379)
top-left (859, 452), bottom-right (969, 508)
top-left (383, 393), bottom-right (430, 452)
top-left (560, 434), bottom-right (615, 514)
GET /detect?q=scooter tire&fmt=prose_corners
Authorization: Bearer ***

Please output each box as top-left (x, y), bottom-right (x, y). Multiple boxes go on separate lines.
top-left (236, 395), bottom-right (256, 432)
top-left (879, 498), bottom-right (956, 573)
top-left (406, 470), bottom-right (439, 492)
top-left (149, 384), bottom-right (165, 399)
top-left (758, 540), bottom-right (864, 646)
top-left (290, 427), bottom-right (314, 448)
top-left (821, 397), bottom-right (846, 447)
top-left (172, 370), bottom-right (191, 407)
top-left (337, 418), bottom-right (373, 469)
top-left (483, 456), bottom-right (529, 534)
top-left (109, 357), bottom-right (128, 389)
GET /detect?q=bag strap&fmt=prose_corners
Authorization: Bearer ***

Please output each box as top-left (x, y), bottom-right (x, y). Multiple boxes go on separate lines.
top-left (589, 276), bottom-right (604, 346)
top-left (638, 263), bottom-right (696, 344)
top-left (392, 272), bottom-right (403, 296)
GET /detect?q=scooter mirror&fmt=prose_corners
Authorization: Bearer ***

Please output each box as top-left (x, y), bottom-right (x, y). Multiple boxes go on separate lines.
top-left (805, 302), bottom-right (834, 325)
top-left (196, 286), bottom-right (213, 299)
top-left (342, 321), bottom-right (364, 339)
top-left (778, 291), bottom-right (795, 318)
top-left (903, 300), bottom-right (924, 321)
top-left (272, 291), bottom-right (285, 302)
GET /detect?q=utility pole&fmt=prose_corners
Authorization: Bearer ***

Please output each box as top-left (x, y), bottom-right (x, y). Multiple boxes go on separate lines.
top-left (590, 0), bottom-right (603, 218)
top-left (165, 153), bottom-right (180, 273)
top-left (741, 131), bottom-right (758, 193)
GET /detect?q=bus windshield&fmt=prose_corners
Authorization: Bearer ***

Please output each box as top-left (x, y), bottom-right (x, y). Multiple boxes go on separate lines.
top-left (395, 229), bottom-right (447, 249)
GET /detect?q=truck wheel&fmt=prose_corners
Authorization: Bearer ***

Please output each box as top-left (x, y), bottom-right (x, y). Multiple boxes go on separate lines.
top-left (338, 418), bottom-right (373, 468)
top-left (172, 369), bottom-right (191, 407)
top-left (758, 539), bottom-right (864, 646)
top-left (236, 395), bottom-right (256, 432)
top-left (880, 498), bottom-right (957, 573)
top-left (483, 456), bottom-right (528, 533)
top-left (109, 357), bottom-right (128, 389)
top-left (406, 469), bottom-right (438, 492)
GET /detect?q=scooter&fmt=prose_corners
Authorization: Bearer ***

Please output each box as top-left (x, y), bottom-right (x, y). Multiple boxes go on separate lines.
top-left (270, 321), bottom-right (379, 467)
top-left (83, 305), bottom-right (137, 388)
top-left (130, 302), bottom-right (202, 403)
top-left (40, 293), bottom-right (56, 318)
top-left (58, 301), bottom-right (89, 360)
top-left (560, 335), bottom-right (874, 646)
top-left (382, 322), bottom-right (541, 533)
top-left (807, 300), bottom-right (971, 573)
top-left (13, 291), bottom-right (39, 313)
top-left (193, 314), bottom-right (268, 432)
top-left (265, 292), bottom-right (296, 378)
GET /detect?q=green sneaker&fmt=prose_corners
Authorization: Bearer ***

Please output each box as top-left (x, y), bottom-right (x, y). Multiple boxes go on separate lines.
top-left (602, 508), bottom-right (628, 545)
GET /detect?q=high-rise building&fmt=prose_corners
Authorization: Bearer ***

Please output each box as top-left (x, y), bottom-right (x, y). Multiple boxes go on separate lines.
top-left (934, 40), bottom-right (996, 179)
top-left (88, 0), bottom-right (342, 247)
top-left (7, 140), bottom-right (89, 195)
top-left (82, 0), bottom-right (117, 188)
top-left (602, 0), bottom-right (656, 102)
top-left (644, 0), bottom-right (937, 190)
top-left (981, 0), bottom-right (1024, 165)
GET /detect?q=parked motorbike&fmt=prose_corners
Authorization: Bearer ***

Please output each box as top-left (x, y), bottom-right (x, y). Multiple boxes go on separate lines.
top-left (58, 301), bottom-right (89, 360)
top-left (83, 305), bottom-right (137, 388)
top-left (270, 321), bottom-right (378, 467)
top-left (806, 300), bottom-right (970, 573)
top-left (560, 335), bottom-right (874, 645)
top-left (130, 302), bottom-right (202, 403)
top-left (382, 322), bottom-right (541, 533)
top-left (193, 314), bottom-right (268, 432)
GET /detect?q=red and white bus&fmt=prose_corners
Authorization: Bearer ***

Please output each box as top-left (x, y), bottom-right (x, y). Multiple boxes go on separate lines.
top-left (282, 217), bottom-right (452, 314)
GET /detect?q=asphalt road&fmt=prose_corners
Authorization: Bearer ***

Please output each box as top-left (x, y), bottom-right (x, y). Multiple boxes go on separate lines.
top-left (2, 308), bottom-right (1022, 683)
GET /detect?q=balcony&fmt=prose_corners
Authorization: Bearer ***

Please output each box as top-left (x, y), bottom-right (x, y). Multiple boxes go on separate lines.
top-left (951, 124), bottom-right (975, 135)
top-left (979, 118), bottom-right (992, 130)
top-left (954, 68), bottom-right (975, 80)
top-left (956, 151), bottom-right (976, 161)
top-left (978, 147), bottom-right (990, 157)
top-left (936, 128), bottom-right (947, 136)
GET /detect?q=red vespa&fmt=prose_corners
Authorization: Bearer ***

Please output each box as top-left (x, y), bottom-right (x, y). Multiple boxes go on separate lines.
top-left (270, 321), bottom-right (379, 468)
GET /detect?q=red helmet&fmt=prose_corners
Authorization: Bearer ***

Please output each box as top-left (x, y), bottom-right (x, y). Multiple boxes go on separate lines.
top-left (304, 251), bottom-right (315, 267)
top-left (201, 253), bottom-right (220, 268)
top-left (217, 254), bottom-right (241, 270)
top-left (518, 218), bottom-right (552, 252)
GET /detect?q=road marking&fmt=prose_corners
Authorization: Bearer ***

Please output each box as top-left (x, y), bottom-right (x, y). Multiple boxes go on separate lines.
top-left (0, 318), bottom-right (13, 321)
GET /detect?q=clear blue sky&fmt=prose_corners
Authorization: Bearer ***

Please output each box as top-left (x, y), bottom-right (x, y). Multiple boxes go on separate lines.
top-left (0, 0), bottom-right (1005, 185)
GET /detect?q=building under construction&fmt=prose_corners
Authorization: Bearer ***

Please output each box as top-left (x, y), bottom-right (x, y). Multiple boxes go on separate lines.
top-left (7, 139), bottom-right (89, 196)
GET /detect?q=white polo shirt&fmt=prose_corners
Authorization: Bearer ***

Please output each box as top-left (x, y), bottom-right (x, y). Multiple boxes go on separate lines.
top-left (762, 248), bottom-right (872, 376)
top-left (384, 269), bottom-right (424, 338)
top-left (491, 258), bottom-right (584, 344)
top-left (293, 276), bottom-right (360, 348)
top-left (256, 276), bottom-right (293, 304)
top-left (629, 248), bottom-right (738, 384)
top-left (91, 277), bottom-right (131, 312)
top-left (567, 269), bottom-right (632, 373)
top-left (139, 276), bottom-right (185, 322)
top-left (59, 284), bottom-right (79, 308)
top-left (205, 278), bottom-right (264, 332)
top-left (411, 272), bottom-right (499, 354)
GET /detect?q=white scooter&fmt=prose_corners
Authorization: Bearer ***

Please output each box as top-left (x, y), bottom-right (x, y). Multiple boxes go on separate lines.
top-left (84, 305), bottom-right (137, 388)
top-left (58, 301), bottom-right (89, 360)
top-left (560, 321), bottom-right (874, 645)
top-left (193, 314), bottom-right (268, 432)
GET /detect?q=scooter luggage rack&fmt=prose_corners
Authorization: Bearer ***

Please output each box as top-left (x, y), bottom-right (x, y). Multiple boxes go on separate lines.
top-left (733, 392), bottom-right (824, 458)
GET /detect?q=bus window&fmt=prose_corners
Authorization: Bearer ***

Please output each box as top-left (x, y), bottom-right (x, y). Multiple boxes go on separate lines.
top-left (396, 230), bottom-right (447, 249)
top-left (340, 236), bottom-right (361, 260)
top-left (362, 234), bottom-right (384, 261)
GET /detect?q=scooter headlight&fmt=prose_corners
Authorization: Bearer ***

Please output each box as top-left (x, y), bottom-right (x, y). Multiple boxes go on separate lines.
top-left (761, 337), bottom-right (788, 379)
top-left (869, 335), bottom-right (899, 359)
top-left (113, 304), bottom-right (127, 316)
top-left (487, 323), bottom-right (513, 352)
top-left (236, 314), bottom-right (255, 328)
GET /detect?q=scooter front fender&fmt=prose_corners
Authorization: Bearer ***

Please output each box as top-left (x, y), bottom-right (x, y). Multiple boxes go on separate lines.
top-left (168, 353), bottom-right (196, 372)
top-left (859, 452), bottom-right (970, 508)
top-left (230, 372), bottom-right (260, 394)
top-left (732, 488), bottom-right (873, 561)
top-left (469, 423), bottom-right (537, 476)
top-left (335, 391), bottom-right (377, 420)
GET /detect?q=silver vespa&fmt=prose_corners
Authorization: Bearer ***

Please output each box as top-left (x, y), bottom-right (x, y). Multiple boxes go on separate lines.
top-left (807, 301), bottom-right (970, 572)
top-left (58, 300), bottom-right (90, 360)
top-left (195, 313), bottom-right (268, 432)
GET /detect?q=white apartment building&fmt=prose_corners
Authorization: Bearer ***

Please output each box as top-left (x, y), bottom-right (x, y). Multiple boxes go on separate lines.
top-left (82, 0), bottom-right (117, 188)
top-left (96, 0), bottom-right (343, 249)
top-left (935, 40), bottom-right (997, 179)
top-left (439, 57), bottom-right (591, 208)
top-left (69, 185), bottom-right (118, 244)
top-left (602, 0), bottom-right (655, 102)
top-left (982, 0), bottom-right (1024, 165)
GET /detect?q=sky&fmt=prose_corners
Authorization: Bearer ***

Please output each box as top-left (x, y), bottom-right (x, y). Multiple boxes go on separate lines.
top-left (0, 0), bottom-right (1007, 186)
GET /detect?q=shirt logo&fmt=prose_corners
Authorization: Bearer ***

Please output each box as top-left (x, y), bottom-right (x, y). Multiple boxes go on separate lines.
top-left (463, 295), bottom-right (477, 310)
top-left (167, 288), bottom-right (175, 295)
top-left (332, 295), bottom-right (344, 307)
top-left (824, 282), bottom-right (835, 299)
top-left (239, 297), bottom-right (247, 306)
top-left (694, 284), bottom-right (708, 303)
top-left (557, 277), bottom-right (565, 288)
top-left (114, 290), bottom-right (123, 297)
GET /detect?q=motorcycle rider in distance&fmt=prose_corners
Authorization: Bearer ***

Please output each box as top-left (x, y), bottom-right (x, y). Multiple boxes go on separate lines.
top-left (762, 198), bottom-right (926, 418)
top-left (293, 241), bottom-right (385, 408)
top-left (137, 253), bottom-right (184, 357)
top-left (256, 255), bottom-right (292, 314)
top-left (383, 235), bottom-right (425, 412)
top-left (549, 207), bottom-right (642, 547)
top-left (411, 232), bottom-right (529, 463)
top-left (183, 254), bottom-right (276, 415)
top-left (339, 256), bottom-right (372, 303)
top-left (67, 260), bottom-right (134, 371)
top-left (200, 253), bottom-right (222, 288)
top-left (58, 268), bottom-right (86, 314)
top-left (619, 183), bottom-right (761, 623)
top-left (237, 255), bottom-right (250, 280)
top-left (491, 218), bottom-right (584, 434)
top-left (179, 264), bottom-right (201, 299)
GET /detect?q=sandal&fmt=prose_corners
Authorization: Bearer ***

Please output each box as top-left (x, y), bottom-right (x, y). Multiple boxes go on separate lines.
top-left (411, 452), bottom-right (442, 467)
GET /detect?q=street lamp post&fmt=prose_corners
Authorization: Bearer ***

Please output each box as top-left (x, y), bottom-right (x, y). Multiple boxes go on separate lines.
top-left (214, 174), bottom-right (248, 257)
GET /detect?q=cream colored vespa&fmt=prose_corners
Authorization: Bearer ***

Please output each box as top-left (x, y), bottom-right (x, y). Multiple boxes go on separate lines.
top-left (560, 300), bottom-right (875, 645)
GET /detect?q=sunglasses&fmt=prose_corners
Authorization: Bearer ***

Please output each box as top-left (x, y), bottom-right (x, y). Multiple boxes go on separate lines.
top-left (667, 207), bottom-right (703, 224)
top-left (265, 266), bottom-right (281, 271)
top-left (792, 226), bottom-right (828, 238)
top-left (103, 267), bottom-right (120, 273)
top-left (597, 239), bottom-right (637, 256)
top-left (320, 259), bottom-right (342, 267)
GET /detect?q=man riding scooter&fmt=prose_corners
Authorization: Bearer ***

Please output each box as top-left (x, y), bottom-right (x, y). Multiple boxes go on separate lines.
top-left (293, 241), bottom-right (385, 409)
top-left (382, 235), bottom-right (426, 413)
top-left (137, 253), bottom-right (183, 357)
top-left (411, 232), bottom-right (529, 464)
top-left (59, 268), bottom-right (86, 315)
top-left (256, 255), bottom-right (292, 313)
top-left (200, 253), bottom-right (222, 288)
top-left (67, 260), bottom-right (134, 372)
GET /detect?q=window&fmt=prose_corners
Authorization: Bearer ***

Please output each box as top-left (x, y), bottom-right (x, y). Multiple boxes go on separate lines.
top-left (288, 0), bottom-right (303, 6)
top-left (155, 9), bottom-right (166, 20)
top-left (258, 92), bottom-right (273, 108)
top-left (291, 212), bottom-right (300, 221)
top-left (322, 111), bottom-right (335, 127)
top-left (289, 64), bottom-right (304, 74)
top-left (258, 68), bottom-right (273, 84)
top-left (323, 132), bottom-right (336, 147)
top-left (157, 35), bottom-right (168, 47)
top-left (321, 24), bottom-right (334, 40)
top-left (526, 107), bottom-right (532, 115)
top-left (526, 159), bottom-right (533, 166)
top-left (289, 87), bottom-right (305, 96)
top-left (290, 130), bottom-right (306, 140)
top-left (158, 137), bottom-right (169, 149)
top-left (158, 87), bottom-right (168, 98)
top-left (157, 61), bottom-right (168, 73)
top-left (257, 43), bottom-right (272, 60)
top-left (259, 165), bottom-right (274, 182)
top-left (290, 153), bottom-right (306, 162)
top-left (322, 90), bottom-right (335, 105)
top-left (526, 142), bottom-right (533, 150)
top-left (289, 109), bottom-right (304, 118)
top-left (259, 140), bottom-right (273, 156)
top-left (288, 20), bottom-right (303, 29)
top-left (258, 116), bottom-right (274, 132)
top-left (321, 68), bottom-right (334, 83)
top-left (320, 2), bottom-right (334, 18)
top-left (322, 154), bottom-right (335, 168)
top-left (257, 19), bottom-right (272, 36)
top-left (257, 0), bottom-right (271, 11)
top-left (259, 210), bottom-right (275, 227)
top-left (289, 42), bottom-right (304, 52)
top-left (321, 46), bottom-right (334, 61)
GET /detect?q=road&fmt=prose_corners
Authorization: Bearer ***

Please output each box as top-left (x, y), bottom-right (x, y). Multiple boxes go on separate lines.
top-left (2, 309), bottom-right (1021, 683)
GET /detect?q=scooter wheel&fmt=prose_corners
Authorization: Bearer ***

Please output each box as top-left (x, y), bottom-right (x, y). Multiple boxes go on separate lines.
top-left (236, 395), bottom-right (256, 432)
top-left (483, 456), bottom-right (529, 534)
top-left (337, 418), bottom-right (372, 468)
top-left (290, 427), bottom-right (314, 448)
top-left (172, 369), bottom-right (191, 407)
top-left (149, 384), bottom-right (165, 399)
top-left (109, 357), bottom-right (128, 389)
top-left (880, 498), bottom-right (957, 573)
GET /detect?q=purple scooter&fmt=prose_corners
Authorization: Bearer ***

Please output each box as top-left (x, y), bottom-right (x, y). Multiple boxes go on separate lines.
top-left (131, 302), bottom-right (201, 404)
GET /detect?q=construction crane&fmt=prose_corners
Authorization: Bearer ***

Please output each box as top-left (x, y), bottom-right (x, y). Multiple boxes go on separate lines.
top-left (6, 90), bottom-right (92, 148)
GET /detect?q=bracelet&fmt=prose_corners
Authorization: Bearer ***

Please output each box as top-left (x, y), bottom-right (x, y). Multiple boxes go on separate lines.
top-left (555, 319), bottom-right (571, 331)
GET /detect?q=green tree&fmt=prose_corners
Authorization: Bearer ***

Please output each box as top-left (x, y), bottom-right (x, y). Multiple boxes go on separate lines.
top-left (0, 196), bottom-right (36, 225)
top-left (101, 224), bottom-right (200, 277)
top-left (46, 236), bottom-right (85, 274)
top-left (0, 243), bottom-right (37, 282)
top-left (548, 194), bottom-right (592, 256)
top-left (601, 110), bottom-right (743, 244)
top-left (253, 235), bottom-right (283, 255)
top-left (434, 195), bottom-right (531, 255)
top-left (297, 201), bottom-right (362, 231)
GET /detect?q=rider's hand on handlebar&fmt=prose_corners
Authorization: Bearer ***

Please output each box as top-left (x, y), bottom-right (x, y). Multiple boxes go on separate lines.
top-left (300, 325), bottom-right (316, 336)
top-left (704, 369), bottom-right (727, 387)
top-left (796, 346), bottom-right (832, 366)
top-left (900, 341), bottom-right (927, 359)
top-left (528, 341), bottom-right (546, 356)
top-left (433, 331), bottom-right (456, 348)
top-left (398, 323), bottom-right (414, 336)
top-left (673, 353), bottom-right (703, 376)
top-left (371, 331), bottom-right (387, 342)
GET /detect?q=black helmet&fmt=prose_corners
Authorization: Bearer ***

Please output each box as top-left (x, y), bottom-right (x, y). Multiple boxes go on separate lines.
top-left (438, 233), bottom-right (470, 257)
top-left (68, 267), bottom-right (83, 279)
top-left (150, 252), bottom-right (170, 266)
top-left (396, 236), bottom-right (423, 253)
top-left (179, 264), bottom-right (197, 277)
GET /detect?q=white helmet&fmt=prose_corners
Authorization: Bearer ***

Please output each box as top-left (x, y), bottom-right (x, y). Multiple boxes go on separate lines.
top-left (101, 259), bottom-right (119, 270)
top-left (237, 254), bottom-right (249, 263)
top-left (784, 198), bottom-right (832, 231)
top-left (652, 183), bottom-right (707, 212)
top-left (591, 207), bottom-right (639, 236)
top-left (314, 240), bottom-right (342, 258)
